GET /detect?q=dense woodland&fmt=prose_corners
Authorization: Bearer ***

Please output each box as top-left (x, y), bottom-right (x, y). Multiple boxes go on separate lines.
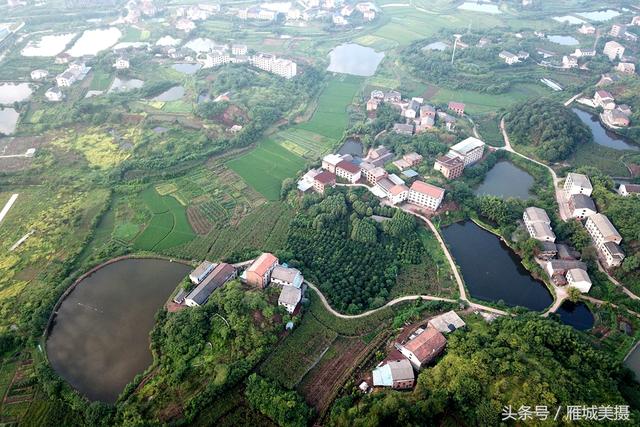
top-left (329, 315), bottom-right (640, 426)
top-left (505, 99), bottom-right (593, 162)
top-left (285, 191), bottom-right (424, 313)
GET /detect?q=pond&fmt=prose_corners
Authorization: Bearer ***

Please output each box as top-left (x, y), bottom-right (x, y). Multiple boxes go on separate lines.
top-left (46, 258), bottom-right (191, 403)
top-left (423, 41), bottom-right (448, 51)
top-left (572, 108), bottom-right (639, 151)
top-left (108, 77), bottom-right (144, 93)
top-left (555, 301), bottom-right (594, 330)
top-left (66, 27), bottom-right (122, 57)
top-left (172, 63), bottom-right (202, 75)
top-left (547, 35), bottom-right (579, 46)
top-left (457, 2), bottom-right (502, 14)
top-left (552, 15), bottom-right (586, 25)
top-left (151, 86), bottom-right (185, 102)
top-left (21, 33), bottom-right (76, 57)
top-left (442, 221), bottom-right (553, 311)
top-left (0, 83), bottom-right (33, 105)
top-left (327, 43), bottom-right (384, 77)
top-left (337, 138), bottom-right (363, 156)
top-left (577, 9), bottom-right (620, 22)
top-left (0, 108), bottom-right (19, 135)
top-left (474, 160), bottom-right (534, 199)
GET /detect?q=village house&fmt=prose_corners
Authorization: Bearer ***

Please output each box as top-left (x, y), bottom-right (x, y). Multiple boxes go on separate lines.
top-left (618, 183), bottom-right (640, 197)
top-left (232, 44), bottom-right (248, 55)
top-left (56, 62), bottom-right (90, 87)
top-left (632, 16), bottom-right (640, 26)
top-left (185, 263), bottom-right (236, 307)
top-left (573, 48), bottom-right (595, 58)
top-left (372, 359), bottom-right (415, 389)
top-left (594, 89), bottom-right (616, 110)
top-left (313, 171), bottom-right (336, 194)
top-left (578, 23), bottom-right (596, 35)
top-left (562, 55), bottom-right (578, 69)
top-left (517, 51), bottom-right (530, 60)
top-left (566, 268), bottom-right (592, 293)
top-left (603, 41), bottom-right (625, 61)
top-left (388, 184), bottom-right (410, 205)
top-left (537, 242), bottom-right (558, 260)
top-left (557, 243), bottom-right (580, 261)
top-left (366, 97), bottom-right (381, 111)
top-left (242, 252), bottom-right (279, 288)
top-left (604, 109), bottom-right (631, 127)
top-left (393, 123), bottom-right (414, 135)
top-left (448, 101), bottom-right (465, 116)
top-left (396, 326), bottom-right (446, 370)
top-left (448, 137), bottom-right (485, 166)
top-left (499, 50), bottom-right (519, 65)
top-left (585, 214), bottom-right (625, 268)
top-left (270, 266), bottom-right (303, 288)
top-left (55, 53), bottom-right (71, 64)
top-left (393, 152), bottom-right (423, 171)
top-left (610, 24), bottom-right (627, 38)
top-left (45, 87), bottom-right (64, 102)
top-left (113, 57), bottom-right (130, 70)
top-left (563, 173), bottom-right (593, 197)
top-left (175, 18), bottom-right (196, 32)
top-left (403, 98), bottom-right (421, 119)
top-left (616, 62), bottom-right (636, 74)
top-left (384, 90), bottom-right (401, 103)
top-left (363, 9), bottom-right (375, 21)
top-left (297, 168), bottom-right (321, 192)
top-left (322, 153), bottom-right (352, 173)
top-left (407, 180), bottom-right (445, 211)
top-left (30, 69), bottom-right (48, 80)
top-left (190, 260), bottom-right (216, 284)
top-left (332, 14), bottom-right (348, 25)
top-left (617, 104), bottom-right (632, 116)
top-left (278, 285), bottom-right (302, 314)
top-left (364, 145), bottom-right (394, 166)
top-left (568, 194), bottom-right (597, 219)
top-left (335, 160), bottom-right (362, 183)
top-left (545, 259), bottom-right (588, 286)
top-left (523, 207), bottom-right (556, 243)
top-left (434, 154), bottom-right (464, 179)
top-left (360, 162), bottom-right (388, 184)
top-left (537, 48), bottom-right (556, 59)
top-left (428, 311), bottom-right (465, 334)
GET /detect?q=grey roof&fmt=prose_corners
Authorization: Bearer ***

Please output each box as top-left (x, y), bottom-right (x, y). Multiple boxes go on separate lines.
top-left (540, 242), bottom-right (558, 253)
top-left (547, 259), bottom-right (587, 274)
top-left (388, 359), bottom-right (414, 381)
top-left (500, 50), bottom-right (518, 59)
top-left (570, 194), bottom-right (596, 211)
top-left (190, 261), bottom-right (214, 281)
top-left (393, 123), bottom-right (414, 133)
top-left (278, 285), bottom-right (302, 306)
top-left (557, 243), bottom-right (578, 260)
top-left (376, 177), bottom-right (395, 192)
top-left (531, 222), bottom-right (556, 240)
top-left (408, 99), bottom-right (420, 111)
top-left (588, 214), bottom-right (621, 240)
top-left (524, 207), bottom-right (551, 224)
top-left (186, 263), bottom-right (235, 305)
top-left (603, 241), bottom-right (625, 258)
top-left (567, 268), bottom-right (591, 283)
top-left (271, 266), bottom-right (301, 284)
top-left (567, 173), bottom-right (592, 190)
top-left (450, 137), bottom-right (485, 156)
top-left (428, 310), bottom-right (465, 333)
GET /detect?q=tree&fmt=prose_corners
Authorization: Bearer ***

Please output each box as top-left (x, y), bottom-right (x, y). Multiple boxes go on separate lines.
top-left (567, 286), bottom-right (582, 302)
top-left (245, 374), bottom-right (314, 427)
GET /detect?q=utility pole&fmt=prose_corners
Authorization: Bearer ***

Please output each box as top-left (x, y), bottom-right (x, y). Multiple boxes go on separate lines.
top-left (451, 35), bottom-right (460, 64)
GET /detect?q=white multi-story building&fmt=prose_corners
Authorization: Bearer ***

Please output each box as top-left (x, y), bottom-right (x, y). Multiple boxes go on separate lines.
top-left (250, 54), bottom-right (297, 79)
top-left (335, 160), bottom-right (361, 183)
top-left (232, 44), bottom-right (247, 55)
top-left (566, 268), bottom-right (592, 293)
top-left (30, 69), bottom-right (48, 80)
top-left (407, 181), bottom-right (445, 210)
top-left (603, 40), bottom-right (625, 61)
top-left (585, 213), bottom-right (624, 268)
top-left (523, 207), bottom-right (556, 242)
top-left (360, 162), bottom-right (387, 184)
top-left (114, 57), bottom-right (130, 70)
top-left (448, 137), bottom-right (485, 166)
top-left (388, 184), bottom-right (409, 205)
top-left (563, 173), bottom-right (593, 198)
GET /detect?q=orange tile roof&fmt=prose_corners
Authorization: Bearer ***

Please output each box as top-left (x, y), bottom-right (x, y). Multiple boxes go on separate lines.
top-left (390, 184), bottom-right (409, 196)
top-left (410, 180), bottom-right (445, 199)
top-left (404, 327), bottom-right (446, 363)
top-left (247, 253), bottom-right (278, 276)
top-left (314, 171), bottom-right (336, 184)
top-left (336, 160), bottom-right (360, 174)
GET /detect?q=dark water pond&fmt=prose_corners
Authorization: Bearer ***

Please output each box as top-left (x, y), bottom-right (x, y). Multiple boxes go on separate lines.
top-left (474, 160), bottom-right (534, 199)
top-left (327, 43), bottom-right (384, 76)
top-left (46, 258), bottom-right (190, 402)
top-left (572, 108), bottom-right (639, 151)
top-left (337, 138), bottom-right (363, 156)
top-left (547, 35), bottom-right (579, 46)
top-left (442, 221), bottom-right (553, 311)
top-left (172, 63), bottom-right (202, 75)
top-left (555, 301), bottom-right (594, 330)
top-left (151, 85), bottom-right (185, 102)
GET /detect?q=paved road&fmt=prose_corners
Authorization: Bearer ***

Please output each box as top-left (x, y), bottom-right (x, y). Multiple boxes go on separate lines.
top-left (581, 295), bottom-right (640, 319)
top-left (596, 261), bottom-right (640, 301)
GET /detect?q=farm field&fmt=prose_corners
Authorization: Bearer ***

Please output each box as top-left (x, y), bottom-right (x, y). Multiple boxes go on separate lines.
top-left (89, 70), bottom-right (112, 91)
top-left (566, 142), bottom-right (632, 178)
top-left (475, 113), bottom-right (504, 147)
top-left (275, 128), bottom-right (334, 159)
top-left (227, 138), bottom-right (306, 200)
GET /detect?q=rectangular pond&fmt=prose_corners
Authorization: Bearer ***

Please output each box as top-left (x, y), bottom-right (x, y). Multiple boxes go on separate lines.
top-left (474, 160), bottom-right (534, 199)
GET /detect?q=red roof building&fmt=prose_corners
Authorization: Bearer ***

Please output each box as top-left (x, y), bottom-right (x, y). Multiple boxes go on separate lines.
top-left (408, 180), bottom-right (445, 210)
top-left (243, 252), bottom-right (279, 288)
top-left (335, 160), bottom-right (362, 183)
top-left (448, 101), bottom-right (465, 116)
top-left (398, 327), bottom-right (446, 369)
top-left (313, 171), bottom-right (336, 194)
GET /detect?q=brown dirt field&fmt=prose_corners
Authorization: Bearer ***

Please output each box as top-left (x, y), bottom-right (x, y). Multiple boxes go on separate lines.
top-left (298, 337), bottom-right (367, 413)
top-left (187, 204), bottom-right (213, 235)
top-left (421, 84), bottom-right (440, 100)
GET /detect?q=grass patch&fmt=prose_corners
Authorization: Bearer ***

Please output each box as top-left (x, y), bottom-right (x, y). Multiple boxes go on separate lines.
top-left (276, 128), bottom-right (333, 159)
top-left (567, 142), bottom-right (631, 177)
top-left (429, 83), bottom-right (549, 114)
top-left (227, 139), bottom-right (306, 200)
top-left (89, 70), bottom-right (112, 91)
top-left (475, 113), bottom-right (504, 147)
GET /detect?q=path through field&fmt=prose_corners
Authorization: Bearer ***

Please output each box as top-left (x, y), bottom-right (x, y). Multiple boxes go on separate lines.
top-left (0, 193), bottom-right (19, 225)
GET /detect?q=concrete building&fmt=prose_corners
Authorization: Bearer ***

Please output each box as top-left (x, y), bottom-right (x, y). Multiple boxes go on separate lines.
top-left (434, 155), bottom-right (464, 179)
top-left (499, 50), bottom-right (519, 64)
top-left (604, 109), bottom-right (631, 127)
top-left (566, 268), bottom-right (592, 293)
top-left (428, 311), bottom-right (465, 334)
top-left (568, 194), bottom-right (597, 219)
top-left (364, 146), bottom-right (393, 167)
top-left (232, 44), bottom-right (247, 55)
top-left (563, 173), bottom-right (593, 197)
top-left (618, 184), bottom-right (640, 197)
top-left (322, 153), bottom-right (351, 173)
top-left (610, 24), bottom-right (626, 38)
top-left (545, 259), bottom-right (588, 280)
top-left (30, 69), bottom-right (48, 80)
top-left (448, 101), bottom-right (465, 116)
top-left (114, 57), bottom-right (130, 69)
top-left (361, 162), bottom-right (388, 184)
top-left (448, 137), bottom-right (485, 166)
top-left (45, 87), bottom-right (64, 102)
top-left (297, 168), bottom-right (321, 192)
top-left (388, 184), bottom-right (409, 205)
top-left (393, 123), bottom-right (414, 135)
top-left (372, 359), bottom-right (415, 389)
top-left (603, 40), bottom-right (625, 61)
top-left (594, 90), bottom-right (616, 110)
top-left (585, 213), bottom-right (625, 268)
top-left (190, 260), bottom-right (216, 284)
top-left (396, 327), bottom-right (446, 369)
top-left (278, 285), bottom-right (302, 313)
top-left (185, 263), bottom-right (236, 307)
top-left (616, 62), bottom-right (636, 75)
top-left (243, 253), bottom-right (279, 288)
top-left (270, 266), bottom-right (303, 288)
top-left (523, 207), bottom-right (556, 242)
top-left (313, 170), bottom-right (336, 194)
top-left (562, 55), bottom-right (578, 69)
top-left (407, 181), bottom-right (445, 210)
top-left (335, 160), bottom-right (362, 183)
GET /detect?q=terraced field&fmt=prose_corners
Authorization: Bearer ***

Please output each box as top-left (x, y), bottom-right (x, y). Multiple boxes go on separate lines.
top-left (276, 128), bottom-right (333, 159)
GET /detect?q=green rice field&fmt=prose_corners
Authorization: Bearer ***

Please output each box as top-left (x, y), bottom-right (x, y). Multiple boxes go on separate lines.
top-left (227, 138), bottom-right (307, 200)
top-left (276, 128), bottom-right (333, 159)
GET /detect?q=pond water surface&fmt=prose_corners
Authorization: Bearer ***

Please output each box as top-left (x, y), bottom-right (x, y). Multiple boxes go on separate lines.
top-left (555, 301), bottom-right (594, 330)
top-left (172, 63), bottom-right (202, 75)
top-left (337, 138), bottom-right (363, 156)
top-left (572, 108), bottom-right (639, 151)
top-left (0, 83), bottom-right (33, 104)
top-left (552, 15), bottom-right (586, 25)
top-left (66, 27), bottom-right (122, 57)
top-left (151, 86), bottom-right (185, 102)
top-left (547, 35), bottom-right (579, 46)
top-left (21, 33), bottom-right (76, 57)
top-left (327, 43), bottom-right (384, 77)
top-left (474, 160), bottom-right (534, 199)
top-left (46, 258), bottom-right (191, 402)
top-left (0, 108), bottom-right (19, 135)
top-left (423, 41), bottom-right (448, 51)
top-left (442, 221), bottom-right (553, 311)
top-left (577, 10), bottom-right (620, 22)
top-left (457, 2), bottom-right (502, 14)
top-left (108, 77), bottom-right (144, 93)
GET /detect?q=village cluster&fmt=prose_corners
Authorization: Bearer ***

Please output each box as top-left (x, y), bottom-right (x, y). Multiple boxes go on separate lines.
top-left (577, 88), bottom-right (633, 128)
top-left (174, 252), bottom-right (304, 314)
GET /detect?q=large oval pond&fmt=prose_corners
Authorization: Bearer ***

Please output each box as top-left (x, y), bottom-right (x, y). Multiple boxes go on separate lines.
top-left (327, 43), bottom-right (384, 77)
top-left (572, 108), bottom-right (639, 151)
top-left (474, 160), bottom-right (534, 199)
top-left (442, 221), bottom-right (553, 311)
top-left (46, 258), bottom-right (190, 403)
top-left (555, 301), bottom-right (594, 330)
